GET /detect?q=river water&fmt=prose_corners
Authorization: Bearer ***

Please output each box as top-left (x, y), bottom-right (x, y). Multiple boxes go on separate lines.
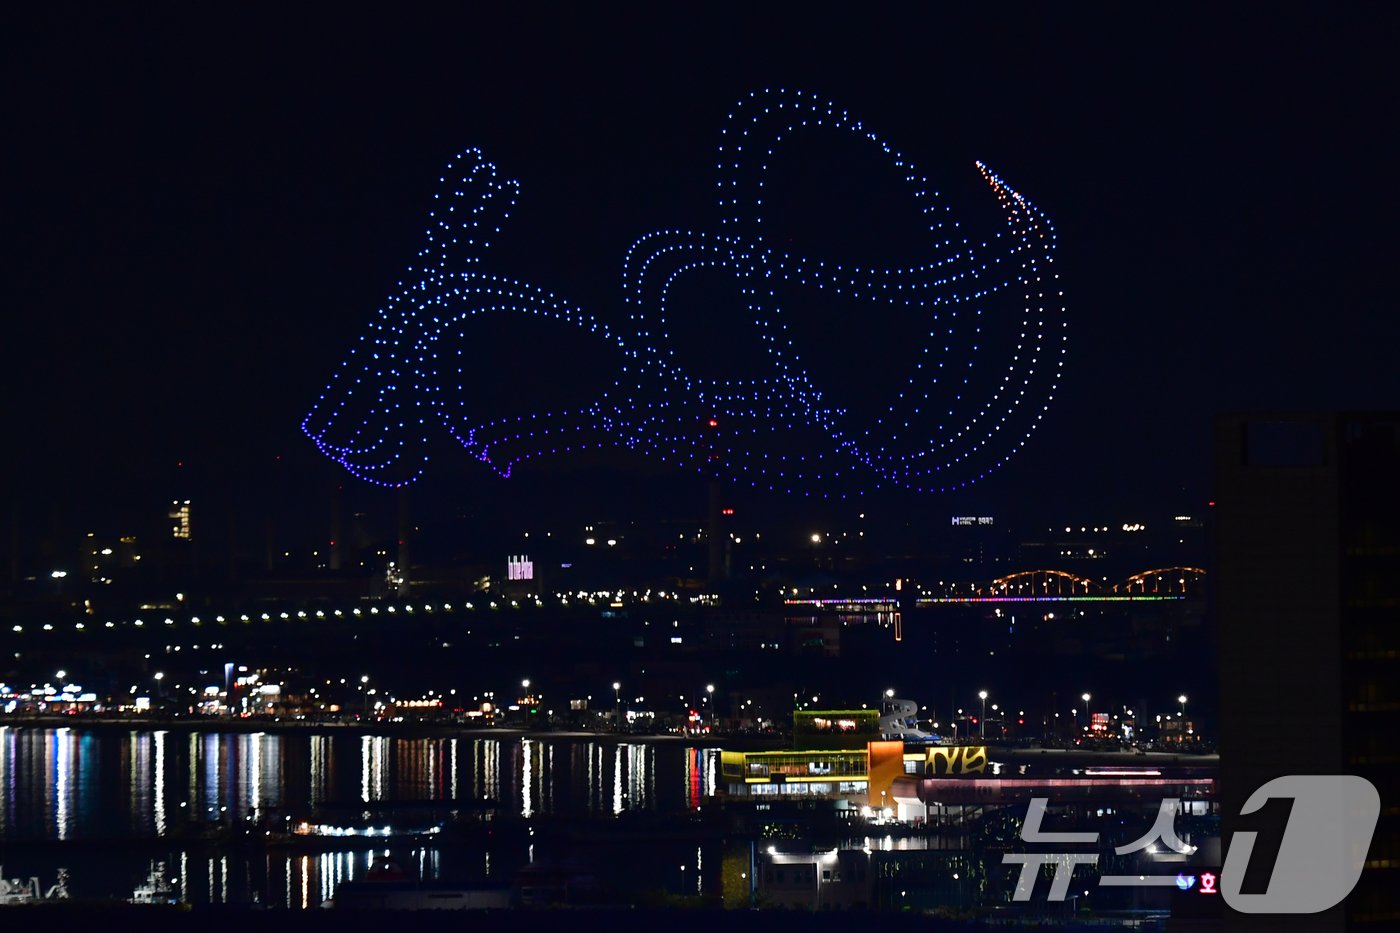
top-left (0, 726), bottom-right (723, 907)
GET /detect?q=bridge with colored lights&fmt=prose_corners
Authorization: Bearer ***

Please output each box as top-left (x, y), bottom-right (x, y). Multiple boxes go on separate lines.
top-left (781, 567), bottom-right (1207, 611)
top-left (919, 567), bottom-right (1206, 605)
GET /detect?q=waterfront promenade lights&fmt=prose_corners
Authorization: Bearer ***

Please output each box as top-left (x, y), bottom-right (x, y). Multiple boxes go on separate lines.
top-left (978, 691), bottom-right (988, 739)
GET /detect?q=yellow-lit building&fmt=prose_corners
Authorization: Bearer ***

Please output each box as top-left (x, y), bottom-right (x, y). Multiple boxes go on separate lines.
top-left (719, 740), bottom-right (988, 815)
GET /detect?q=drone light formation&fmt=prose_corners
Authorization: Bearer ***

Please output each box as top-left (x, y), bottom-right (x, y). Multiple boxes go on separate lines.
top-left (302, 89), bottom-right (1067, 497)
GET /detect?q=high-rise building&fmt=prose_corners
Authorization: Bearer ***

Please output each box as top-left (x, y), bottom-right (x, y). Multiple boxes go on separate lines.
top-left (168, 500), bottom-right (192, 540)
top-left (82, 532), bottom-right (140, 582)
top-left (1216, 412), bottom-right (1398, 929)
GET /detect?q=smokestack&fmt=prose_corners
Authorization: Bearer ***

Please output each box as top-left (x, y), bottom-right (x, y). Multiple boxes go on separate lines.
top-left (227, 488), bottom-right (239, 584)
top-left (8, 504), bottom-right (17, 586)
top-left (396, 485), bottom-right (410, 595)
top-left (330, 474), bottom-right (343, 572)
top-left (707, 477), bottom-right (728, 586)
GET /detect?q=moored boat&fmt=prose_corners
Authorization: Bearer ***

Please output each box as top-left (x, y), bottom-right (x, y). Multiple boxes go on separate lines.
top-left (129, 860), bottom-right (180, 905)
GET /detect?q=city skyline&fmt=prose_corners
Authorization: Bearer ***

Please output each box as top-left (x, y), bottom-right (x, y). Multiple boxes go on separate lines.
top-left (2, 10), bottom-right (1395, 922)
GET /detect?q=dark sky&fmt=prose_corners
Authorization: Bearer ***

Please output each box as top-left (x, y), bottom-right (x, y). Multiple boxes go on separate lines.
top-left (4, 6), bottom-right (1398, 543)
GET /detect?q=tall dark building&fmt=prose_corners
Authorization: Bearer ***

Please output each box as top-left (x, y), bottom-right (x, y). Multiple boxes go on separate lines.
top-left (1216, 413), bottom-right (1399, 929)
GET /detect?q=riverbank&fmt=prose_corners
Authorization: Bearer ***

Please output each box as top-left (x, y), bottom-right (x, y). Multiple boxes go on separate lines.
top-left (0, 714), bottom-right (1216, 767)
top-left (0, 713), bottom-right (790, 748)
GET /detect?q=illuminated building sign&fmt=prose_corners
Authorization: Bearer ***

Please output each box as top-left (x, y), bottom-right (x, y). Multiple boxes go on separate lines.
top-left (924, 744), bottom-right (989, 775)
top-left (811, 716), bottom-right (861, 733)
top-left (507, 554), bottom-right (534, 581)
top-left (951, 516), bottom-right (995, 526)
top-left (1091, 712), bottom-right (1110, 733)
top-left (793, 710), bottom-right (879, 750)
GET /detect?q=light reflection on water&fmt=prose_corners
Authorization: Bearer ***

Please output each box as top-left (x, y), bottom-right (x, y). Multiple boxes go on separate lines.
top-left (0, 726), bottom-right (721, 906)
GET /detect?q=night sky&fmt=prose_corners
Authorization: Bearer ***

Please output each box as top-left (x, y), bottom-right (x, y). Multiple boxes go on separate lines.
top-left (5, 6), bottom-right (1398, 547)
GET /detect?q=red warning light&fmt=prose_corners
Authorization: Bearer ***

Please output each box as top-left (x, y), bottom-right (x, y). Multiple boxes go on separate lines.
top-left (1208, 501), bottom-right (1216, 507)
top-left (707, 418), bottom-right (718, 427)
top-left (721, 508), bottom-right (735, 516)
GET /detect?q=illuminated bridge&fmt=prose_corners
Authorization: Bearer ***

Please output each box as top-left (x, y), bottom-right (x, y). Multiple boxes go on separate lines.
top-left (780, 569), bottom-right (1207, 611)
top-left (917, 567), bottom-right (1207, 605)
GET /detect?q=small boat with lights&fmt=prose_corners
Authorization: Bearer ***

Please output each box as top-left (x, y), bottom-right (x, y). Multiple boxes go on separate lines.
top-left (129, 861), bottom-right (180, 905)
top-left (244, 800), bottom-right (483, 847)
top-left (263, 818), bottom-right (446, 848)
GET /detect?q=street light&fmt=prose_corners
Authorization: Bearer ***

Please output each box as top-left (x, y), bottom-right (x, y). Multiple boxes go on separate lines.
top-left (613, 682), bottom-right (622, 729)
top-left (978, 691), bottom-right (988, 740)
top-left (1081, 692), bottom-right (1091, 732)
top-left (1178, 694), bottom-right (1187, 720)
